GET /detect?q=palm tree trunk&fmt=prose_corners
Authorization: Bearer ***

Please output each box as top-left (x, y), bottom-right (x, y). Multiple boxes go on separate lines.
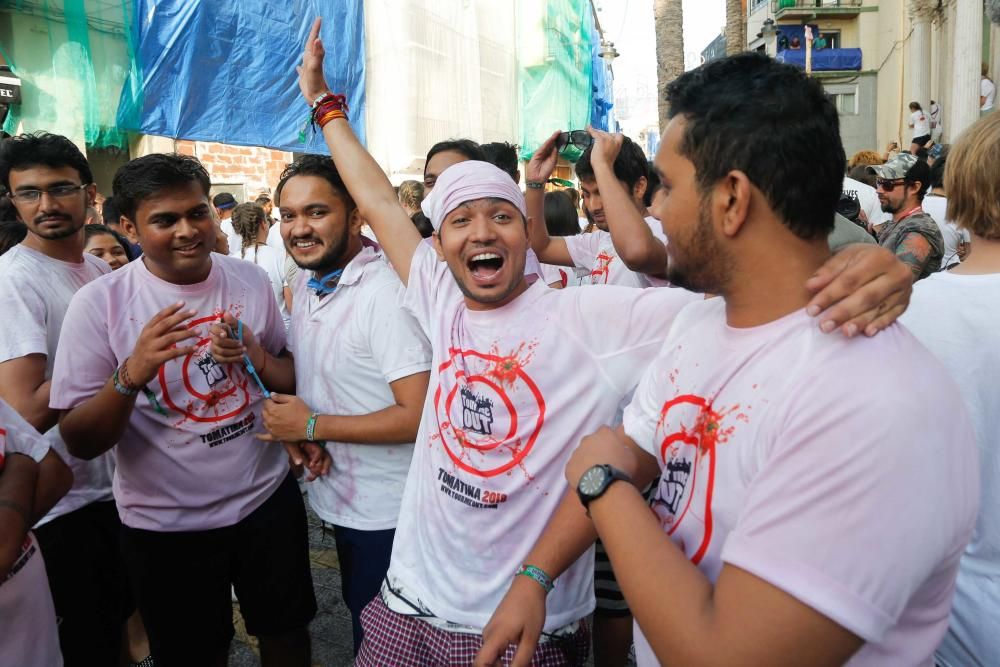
top-left (654, 0), bottom-right (685, 133)
top-left (725, 0), bottom-right (746, 55)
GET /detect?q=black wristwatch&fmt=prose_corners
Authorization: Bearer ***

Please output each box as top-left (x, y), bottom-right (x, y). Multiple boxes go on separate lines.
top-left (576, 464), bottom-right (632, 512)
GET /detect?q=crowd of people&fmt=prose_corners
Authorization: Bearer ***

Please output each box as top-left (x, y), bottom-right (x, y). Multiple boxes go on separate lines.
top-left (0, 17), bottom-right (997, 667)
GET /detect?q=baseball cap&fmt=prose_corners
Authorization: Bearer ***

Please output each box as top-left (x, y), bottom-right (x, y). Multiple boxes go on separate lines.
top-left (212, 192), bottom-right (237, 210)
top-left (866, 153), bottom-right (918, 180)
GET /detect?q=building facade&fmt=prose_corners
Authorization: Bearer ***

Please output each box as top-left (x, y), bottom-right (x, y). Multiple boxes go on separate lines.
top-left (746, 0), bottom-right (999, 156)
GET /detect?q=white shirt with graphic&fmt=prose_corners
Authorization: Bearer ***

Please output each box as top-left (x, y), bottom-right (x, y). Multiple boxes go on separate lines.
top-left (623, 299), bottom-right (979, 667)
top-left (382, 242), bottom-right (700, 632)
top-left (564, 216), bottom-right (667, 287)
top-left (289, 245), bottom-right (431, 530)
top-left (0, 399), bottom-right (62, 667)
top-left (0, 245), bottom-right (114, 527)
top-left (50, 254), bottom-right (289, 532)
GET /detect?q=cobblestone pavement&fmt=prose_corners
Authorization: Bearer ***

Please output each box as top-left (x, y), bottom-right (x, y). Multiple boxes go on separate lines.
top-left (229, 502), bottom-right (356, 667)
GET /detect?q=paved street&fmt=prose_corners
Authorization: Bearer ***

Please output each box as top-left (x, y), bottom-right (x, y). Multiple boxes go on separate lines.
top-left (230, 500), bottom-right (356, 667)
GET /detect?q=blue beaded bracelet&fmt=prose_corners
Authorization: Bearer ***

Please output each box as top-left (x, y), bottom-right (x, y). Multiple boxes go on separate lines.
top-left (516, 564), bottom-right (554, 594)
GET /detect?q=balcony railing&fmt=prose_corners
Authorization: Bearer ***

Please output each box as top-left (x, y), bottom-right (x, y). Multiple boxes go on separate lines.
top-left (772, 0), bottom-right (863, 19)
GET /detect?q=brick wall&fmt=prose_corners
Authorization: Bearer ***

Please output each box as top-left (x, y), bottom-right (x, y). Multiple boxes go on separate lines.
top-left (176, 139), bottom-right (292, 199)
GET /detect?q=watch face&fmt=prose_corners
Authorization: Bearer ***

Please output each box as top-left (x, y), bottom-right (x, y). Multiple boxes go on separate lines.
top-left (579, 466), bottom-right (608, 496)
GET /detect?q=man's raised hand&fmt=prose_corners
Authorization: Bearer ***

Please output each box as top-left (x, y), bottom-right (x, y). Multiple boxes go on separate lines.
top-left (525, 130), bottom-right (561, 184)
top-left (297, 17), bottom-right (331, 103)
top-left (125, 303), bottom-right (198, 387)
top-left (586, 126), bottom-right (624, 169)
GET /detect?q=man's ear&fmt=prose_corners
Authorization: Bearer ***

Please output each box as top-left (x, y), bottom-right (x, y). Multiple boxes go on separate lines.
top-left (432, 229), bottom-right (445, 261)
top-left (348, 207), bottom-right (364, 234)
top-left (85, 184), bottom-right (98, 207)
top-left (632, 175), bottom-right (648, 203)
top-left (121, 216), bottom-right (139, 244)
top-left (717, 170), bottom-right (752, 238)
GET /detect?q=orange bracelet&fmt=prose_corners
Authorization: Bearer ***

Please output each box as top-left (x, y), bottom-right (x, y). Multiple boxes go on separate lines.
top-left (317, 110), bottom-right (346, 129)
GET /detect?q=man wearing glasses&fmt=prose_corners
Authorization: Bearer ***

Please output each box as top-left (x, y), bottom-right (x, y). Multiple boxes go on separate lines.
top-left (868, 153), bottom-right (944, 281)
top-left (0, 132), bottom-right (126, 665)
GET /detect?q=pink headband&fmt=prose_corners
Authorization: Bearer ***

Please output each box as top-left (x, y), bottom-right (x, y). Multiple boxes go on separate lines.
top-left (421, 160), bottom-right (527, 231)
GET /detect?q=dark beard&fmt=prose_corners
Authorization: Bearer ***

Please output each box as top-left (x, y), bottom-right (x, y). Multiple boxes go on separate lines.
top-left (290, 227), bottom-right (350, 272)
top-left (665, 205), bottom-right (731, 295)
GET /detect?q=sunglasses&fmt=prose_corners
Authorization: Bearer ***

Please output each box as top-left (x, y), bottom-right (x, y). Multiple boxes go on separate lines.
top-left (875, 178), bottom-right (907, 192)
top-left (556, 130), bottom-right (593, 152)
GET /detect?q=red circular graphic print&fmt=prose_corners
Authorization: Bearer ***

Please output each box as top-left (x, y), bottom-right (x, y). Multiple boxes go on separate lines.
top-left (158, 314), bottom-right (251, 423)
top-left (434, 348), bottom-right (545, 478)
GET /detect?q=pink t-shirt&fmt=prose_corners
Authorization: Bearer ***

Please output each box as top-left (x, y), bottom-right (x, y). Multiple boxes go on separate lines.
top-left (0, 400), bottom-right (62, 667)
top-left (623, 298), bottom-right (979, 667)
top-left (49, 254), bottom-right (289, 532)
top-left (383, 243), bottom-right (700, 632)
top-left (564, 216), bottom-right (667, 287)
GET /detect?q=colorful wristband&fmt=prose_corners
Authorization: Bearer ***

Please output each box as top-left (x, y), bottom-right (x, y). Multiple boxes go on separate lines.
top-left (305, 412), bottom-right (320, 442)
top-left (515, 564), bottom-right (554, 594)
top-left (526, 181), bottom-right (545, 190)
top-left (112, 366), bottom-right (139, 396)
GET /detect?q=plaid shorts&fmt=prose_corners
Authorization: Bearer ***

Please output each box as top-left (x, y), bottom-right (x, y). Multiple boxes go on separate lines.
top-left (355, 595), bottom-right (590, 666)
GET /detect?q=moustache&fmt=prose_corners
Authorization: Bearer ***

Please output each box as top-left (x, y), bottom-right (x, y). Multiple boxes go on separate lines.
top-left (34, 214), bottom-right (72, 224)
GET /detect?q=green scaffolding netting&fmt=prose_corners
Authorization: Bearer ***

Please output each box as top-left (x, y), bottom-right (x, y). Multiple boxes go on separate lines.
top-left (517, 0), bottom-right (593, 161)
top-left (1, 0), bottom-right (132, 148)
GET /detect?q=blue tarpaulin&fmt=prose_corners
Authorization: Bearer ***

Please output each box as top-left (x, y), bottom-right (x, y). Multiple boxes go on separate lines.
top-left (116, 0), bottom-right (365, 153)
top-left (776, 48), bottom-right (863, 72)
top-left (588, 14), bottom-right (614, 132)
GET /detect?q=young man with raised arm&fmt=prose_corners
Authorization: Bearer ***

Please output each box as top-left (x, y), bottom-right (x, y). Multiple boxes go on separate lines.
top-left (0, 132), bottom-right (127, 666)
top-left (296, 19), bottom-right (915, 666)
top-left (49, 153), bottom-right (316, 667)
top-left (529, 130), bottom-right (669, 288)
top-left (562, 53), bottom-right (979, 667)
top-left (239, 155), bottom-right (431, 654)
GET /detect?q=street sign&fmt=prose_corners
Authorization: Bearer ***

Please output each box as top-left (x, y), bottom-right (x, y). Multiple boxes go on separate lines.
top-left (0, 75), bottom-right (21, 104)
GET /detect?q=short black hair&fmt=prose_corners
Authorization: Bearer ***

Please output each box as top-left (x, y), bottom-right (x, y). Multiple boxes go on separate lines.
top-left (575, 134), bottom-right (648, 191)
top-left (274, 154), bottom-right (355, 210)
top-left (928, 156), bottom-right (946, 190)
top-left (212, 191), bottom-right (237, 209)
top-left (112, 153), bottom-right (211, 223)
top-left (0, 132), bottom-right (93, 192)
top-left (544, 191), bottom-right (580, 236)
top-left (666, 52), bottom-right (844, 240)
top-left (905, 159), bottom-right (932, 201)
top-left (480, 142), bottom-right (520, 181)
top-left (643, 161), bottom-right (661, 207)
top-left (83, 223), bottom-right (135, 262)
top-left (0, 219), bottom-right (26, 256)
top-left (425, 139), bottom-right (485, 169)
top-left (101, 197), bottom-right (120, 227)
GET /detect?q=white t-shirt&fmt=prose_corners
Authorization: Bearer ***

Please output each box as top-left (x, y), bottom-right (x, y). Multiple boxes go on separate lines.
top-left (564, 216), bottom-right (668, 287)
top-left (266, 222), bottom-right (287, 270)
top-left (911, 110), bottom-right (931, 139)
top-left (0, 400), bottom-right (62, 667)
top-left (920, 195), bottom-right (966, 269)
top-left (50, 254), bottom-right (289, 532)
top-left (0, 245), bottom-right (115, 526)
top-left (230, 243), bottom-right (290, 329)
top-left (930, 102), bottom-right (942, 129)
top-left (842, 176), bottom-right (890, 228)
top-left (219, 217), bottom-right (241, 256)
top-left (624, 299), bottom-right (978, 667)
top-left (901, 272), bottom-right (1000, 667)
top-left (981, 78), bottom-right (995, 111)
top-left (289, 245), bottom-right (431, 530)
top-left (383, 242), bottom-right (700, 632)
top-left (539, 263), bottom-right (587, 288)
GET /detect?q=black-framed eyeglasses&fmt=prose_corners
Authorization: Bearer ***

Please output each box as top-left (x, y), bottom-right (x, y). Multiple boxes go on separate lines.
top-left (875, 178), bottom-right (906, 192)
top-left (6, 183), bottom-right (90, 204)
top-left (556, 130), bottom-right (593, 152)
